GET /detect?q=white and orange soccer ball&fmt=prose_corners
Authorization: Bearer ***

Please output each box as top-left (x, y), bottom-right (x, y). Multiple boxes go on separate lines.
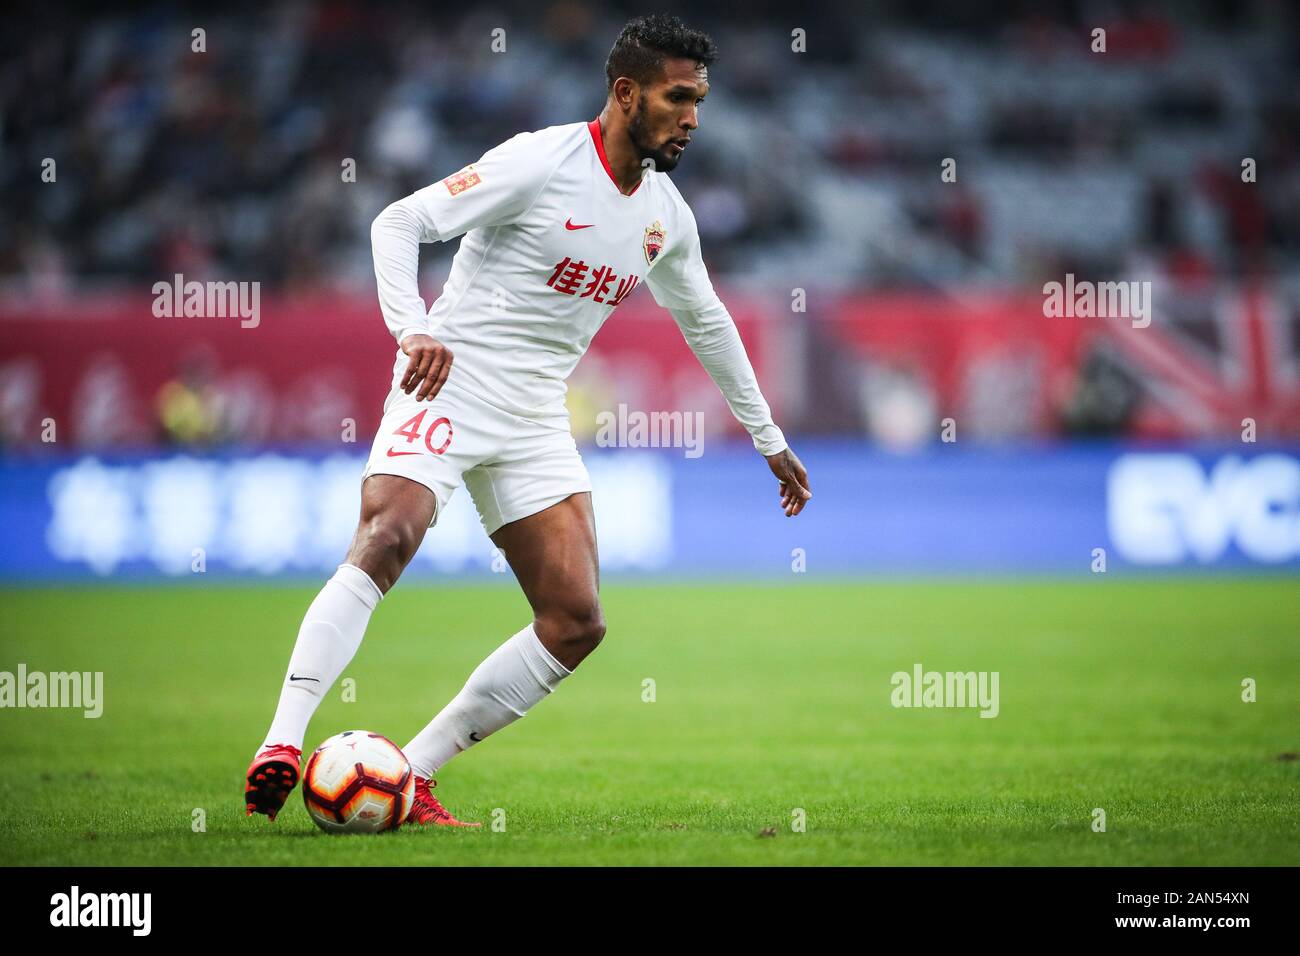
top-left (302, 731), bottom-right (415, 833)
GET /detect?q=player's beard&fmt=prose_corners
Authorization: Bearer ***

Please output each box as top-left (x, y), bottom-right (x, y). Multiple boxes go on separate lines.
top-left (628, 96), bottom-right (681, 173)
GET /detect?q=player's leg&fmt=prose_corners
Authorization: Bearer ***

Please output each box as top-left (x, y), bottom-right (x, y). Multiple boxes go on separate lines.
top-left (246, 475), bottom-right (436, 819)
top-left (402, 491), bottom-right (601, 787)
top-left (247, 368), bottom-right (492, 820)
top-left (490, 490), bottom-right (605, 671)
top-left (262, 474), bottom-right (435, 749)
top-left (340, 474), bottom-right (438, 593)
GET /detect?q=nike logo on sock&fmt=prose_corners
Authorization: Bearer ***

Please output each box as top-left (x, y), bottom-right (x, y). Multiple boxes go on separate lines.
top-left (469, 731), bottom-right (483, 742)
top-left (289, 673), bottom-right (319, 682)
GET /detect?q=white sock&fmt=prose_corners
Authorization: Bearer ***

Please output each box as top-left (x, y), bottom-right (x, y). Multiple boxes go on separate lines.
top-left (403, 623), bottom-right (571, 778)
top-left (261, 563), bottom-right (383, 752)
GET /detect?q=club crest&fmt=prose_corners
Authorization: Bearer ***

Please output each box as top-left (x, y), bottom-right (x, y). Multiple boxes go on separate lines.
top-left (643, 220), bottom-right (665, 265)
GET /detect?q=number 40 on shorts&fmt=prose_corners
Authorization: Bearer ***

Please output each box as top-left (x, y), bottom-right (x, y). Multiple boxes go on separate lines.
top-left (393, 410), bottom-right (454, 455)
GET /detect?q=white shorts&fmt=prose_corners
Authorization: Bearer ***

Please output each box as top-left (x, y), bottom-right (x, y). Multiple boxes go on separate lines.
top-left (361, 378), bottom-right (591, 536)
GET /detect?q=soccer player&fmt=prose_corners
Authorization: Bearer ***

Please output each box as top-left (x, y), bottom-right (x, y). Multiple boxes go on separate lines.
top-left (245, 14), bottom-right (811, 826)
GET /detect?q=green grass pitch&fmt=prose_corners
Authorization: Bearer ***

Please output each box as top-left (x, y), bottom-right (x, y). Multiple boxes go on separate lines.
top-left (0, 578), bottom-right (1296, 866)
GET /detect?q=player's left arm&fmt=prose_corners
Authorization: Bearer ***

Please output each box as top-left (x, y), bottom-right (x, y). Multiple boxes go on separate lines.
top-left (646, 210), bottom-right (811, 517)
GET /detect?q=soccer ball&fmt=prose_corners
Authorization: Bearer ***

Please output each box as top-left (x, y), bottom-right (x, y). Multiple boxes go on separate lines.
top-left (302, 730), bottom-right (416, 833)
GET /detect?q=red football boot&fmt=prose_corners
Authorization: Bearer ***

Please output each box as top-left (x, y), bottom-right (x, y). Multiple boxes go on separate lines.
top-left (405, 776), bottom-right (481, 828)
top-left (244, 743), bottom-right (302, 821)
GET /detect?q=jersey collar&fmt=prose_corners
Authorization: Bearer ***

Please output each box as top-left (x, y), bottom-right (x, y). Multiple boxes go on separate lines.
top-left (588, 117), bottom-right (642, 197)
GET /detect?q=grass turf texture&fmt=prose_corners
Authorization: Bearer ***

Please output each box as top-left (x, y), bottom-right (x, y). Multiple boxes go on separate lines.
top-left (0, 579), bottom-right (1296, 866)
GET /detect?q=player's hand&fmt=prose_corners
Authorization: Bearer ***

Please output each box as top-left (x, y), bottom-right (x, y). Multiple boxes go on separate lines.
top-left (766, 447), bottom-right (811, 517)
top-left (399, 334), bottom-right (453, 402)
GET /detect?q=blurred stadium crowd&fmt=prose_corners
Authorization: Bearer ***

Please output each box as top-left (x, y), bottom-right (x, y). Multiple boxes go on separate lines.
top-left (1, 0), bottom-right (1298, 449)
top-left (3, 0), bottom-right (1297, 289)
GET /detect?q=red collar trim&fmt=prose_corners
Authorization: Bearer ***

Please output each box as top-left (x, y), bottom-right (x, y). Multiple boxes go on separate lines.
top-left (588, 117), bottom-right (641, 197)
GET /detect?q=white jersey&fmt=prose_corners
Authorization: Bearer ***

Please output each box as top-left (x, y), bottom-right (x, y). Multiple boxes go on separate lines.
top-left (370, 118), bottom-right (786, 455)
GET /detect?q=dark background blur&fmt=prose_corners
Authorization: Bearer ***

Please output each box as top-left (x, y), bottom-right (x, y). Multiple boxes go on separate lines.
top-left (1, 1), bottom-right (1297, 283)
top-left (4, 0), bottom-right (1298, 286)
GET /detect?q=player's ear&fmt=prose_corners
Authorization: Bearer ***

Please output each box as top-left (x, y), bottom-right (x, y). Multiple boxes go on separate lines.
top-left (613, 76), bottom-right (637, 112)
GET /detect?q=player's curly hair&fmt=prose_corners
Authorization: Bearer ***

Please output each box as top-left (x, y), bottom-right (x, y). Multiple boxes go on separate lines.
top-left (605, 14), bottom-right (717, 91)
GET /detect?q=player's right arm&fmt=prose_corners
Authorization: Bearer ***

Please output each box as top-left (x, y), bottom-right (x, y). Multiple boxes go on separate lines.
top-left (370, 131), bottom-right (551, 401)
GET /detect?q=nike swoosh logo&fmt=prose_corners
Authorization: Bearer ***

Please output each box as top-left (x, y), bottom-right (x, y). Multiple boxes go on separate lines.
top-left (468, 732), bottom-right (483, 742)
top-left (386, 448), bottom-right (421, 457)
top-left (289, 673), bottom-right (319, 682)
top-left (565, 218), bottom-right (594, 230)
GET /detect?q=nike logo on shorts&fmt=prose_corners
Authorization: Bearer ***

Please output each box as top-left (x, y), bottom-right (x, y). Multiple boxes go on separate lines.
top-left (386, 448), bottom-right (422, 457)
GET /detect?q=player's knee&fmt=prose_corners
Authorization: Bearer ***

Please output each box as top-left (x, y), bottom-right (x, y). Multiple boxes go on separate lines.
top-left (540, 603), bottom-right (605, 666)
top-left (350, 514), bottom-right (422, 591)
top-left (581, 607), bottom-right (607, 650)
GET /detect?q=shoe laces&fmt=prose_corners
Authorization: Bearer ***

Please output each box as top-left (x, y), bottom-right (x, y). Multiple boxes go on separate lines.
top-left (413, 776), bottom-right (452, 820)
top-left (260, 743), bottom-right (302, 761)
